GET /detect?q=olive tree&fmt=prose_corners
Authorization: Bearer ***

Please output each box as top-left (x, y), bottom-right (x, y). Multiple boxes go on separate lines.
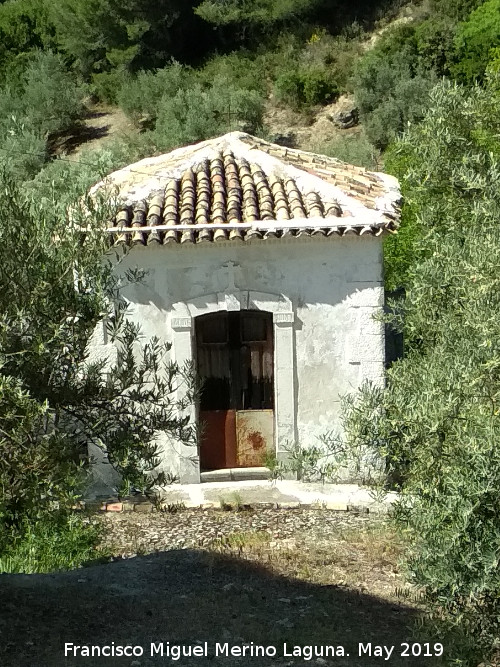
top-left (344, 76), bottom-right (500, 663)
top-left (0, 166), bottom-right (197, 538)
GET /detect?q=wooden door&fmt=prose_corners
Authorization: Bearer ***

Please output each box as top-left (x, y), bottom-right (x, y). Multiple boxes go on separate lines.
top-left (196, 311), bottom-right (274, 470)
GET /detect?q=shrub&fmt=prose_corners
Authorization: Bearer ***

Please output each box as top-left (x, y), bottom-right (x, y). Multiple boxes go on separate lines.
top-left (0, 50), bottom-right (86, 180)
top-left (414, 18), bottom-right (457, 77)
top-left (365, 72), bottom-right (436, 149)
top-left (274, 68), bottom-right (303, 106)
top-left (25, 143), bottom-right (135, 207)
top-left (20, 50), bottom-right (85, 137)
top-left (383, 138), bottom-right (423, 291)
top-left (299, 29), bottom-right (365, 93)
top-left (302, 67), bottom-right (338, 104)
top-left (117, 62), bottom-right (195, 124)
top-left (0, 163), bottom-right (198, 570)
top-left (199, 51), bottom-right (268, 95)
top-left (152, 78), bottom-right (264, 149)
top-left (488, 45), bottom-right (500, 74)
top-left (0, 375), bottom-right (84, 528)
top-left (90, 69), bottom-right (127, 104)
top-left (429, 0), bottom-right (485, 21)
top-left (0, 50), bottom-right (85, 140)
top-left (353, 27), bottom-right (436, 149)
top-left (274, 65), bottom-right (338, 108)
top-left (0, 125), bottom-right (48, 180)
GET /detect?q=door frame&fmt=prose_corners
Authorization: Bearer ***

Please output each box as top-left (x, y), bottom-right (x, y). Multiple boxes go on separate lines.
top-left (171, 289), bottom-right (296, 483)
top-left (195, 310), bottom-right (275, 470)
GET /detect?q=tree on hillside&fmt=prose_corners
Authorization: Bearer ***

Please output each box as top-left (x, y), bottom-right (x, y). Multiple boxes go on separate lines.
top-left (0, 51), bottom-right (86, 179)
top-left (194, 0), bottom-right (321, 27)
top-left (0, 0), bottom-right (56, 78)
top-left (48, 0), bottom-right (201, 77)
top-left (195, 0), bottom-right (411, 37)
top-left (429, 0), bottom-right (485, 21)
top-left (353, 25), bottom-right (437, 149)
top-left (453, 0), bottom-right (500, 82)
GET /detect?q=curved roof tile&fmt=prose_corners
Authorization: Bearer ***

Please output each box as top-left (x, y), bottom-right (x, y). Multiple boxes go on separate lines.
top-left (96, 133), bottom-right (401, 246)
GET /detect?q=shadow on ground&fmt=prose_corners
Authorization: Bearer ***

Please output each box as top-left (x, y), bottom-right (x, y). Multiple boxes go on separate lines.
top-left (48, 111), bottom-right (111, 156)
top-left (1, 549), bottom-right (442, 667)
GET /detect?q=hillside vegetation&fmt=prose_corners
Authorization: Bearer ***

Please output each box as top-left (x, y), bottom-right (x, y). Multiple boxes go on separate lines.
top-left (1, 1), bottom-right (500, 665)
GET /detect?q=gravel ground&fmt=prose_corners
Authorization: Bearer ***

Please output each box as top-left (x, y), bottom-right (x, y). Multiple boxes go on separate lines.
top-left (1, 509), bottom-right (436, 667)
top-left (98, 507), bottom-right (376, 557)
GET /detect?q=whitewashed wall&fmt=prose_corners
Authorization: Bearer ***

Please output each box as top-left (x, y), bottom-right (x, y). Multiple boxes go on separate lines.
top-left (87, 234), bottom-right (385, 484)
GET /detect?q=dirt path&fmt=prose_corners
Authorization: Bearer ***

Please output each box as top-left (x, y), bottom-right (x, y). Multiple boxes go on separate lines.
top-left (0, 509), bottom-right (442, 667)
top-left (51, 105), bottom-right (138, 157)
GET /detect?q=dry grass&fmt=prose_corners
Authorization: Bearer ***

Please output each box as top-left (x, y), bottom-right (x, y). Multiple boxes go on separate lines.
top-left (203, 515), bottom-right (414, 605)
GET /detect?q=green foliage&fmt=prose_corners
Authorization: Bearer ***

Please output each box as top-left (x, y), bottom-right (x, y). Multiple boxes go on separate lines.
top-left (48, 0), bottom-right (196, 78)
top-left (199, 51), bottom-right (268, 95)
top-left (271, 407), bottom-right (386, 486)
top-left (429, 0), bottom-right (485, 22)
top-left (273, 69), bottom-right (302, 106)
top-left (21, 50), bottom-right (85, 136)
top-left (453, 0), bottom-right (500, 83)
top-left (90, 69), bottom-right (128, 105)
top-left (353, 25), bottom-right (437, 149)
top-left (413, 18), bottom-right (457, 77)
top-left (0, 163), bottom-right (197, 568)
top-left (0, 126), bottom-right (48, 180)
top-left (0, 51), bottom-right (85, 179)
top-left (117, 62), bottom-right (195, 124)
top-left (268, 25), bottom-right (366, 108)
top-left (48, 0), bottom-right (140, 76)
top-left (194, 0), bottom-right (397, 40)
top-left (0, 376), bottom-right (84, 527)
top-left (301, 67), bottom-right (339, 105)
top-left (344, 77), bottom-right (500, 663)
top-left (151, 78), bottom-right (264, 149)
top-left (119, 58), bottom-right (266, 145)
top-left (383, 143), bottom-right (422, 290)
top-left (274, 65), bottom-right (338, 107)
top-left (25, 146), bottom-right (130, 208)
top-left (0, 50), bottom-right (85, 135)
top-left (0, 0), bottom-right (56, 77)
top-left (0, 512), bottom-right (104, 573)
top-left (488, 45), bottom-right (500, 73)
top-left (195, 0), bottom-right (321, 29)
top-left (300, 29), bottom-right (365, 93)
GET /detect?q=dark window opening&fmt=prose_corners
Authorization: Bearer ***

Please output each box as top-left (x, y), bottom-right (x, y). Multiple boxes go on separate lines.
top-left (196, 311), bottom-right (274, 411)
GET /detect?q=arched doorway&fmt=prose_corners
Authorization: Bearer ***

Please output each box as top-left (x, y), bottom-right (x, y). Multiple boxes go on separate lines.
top-left (195, 310), bottom-right (274, 470)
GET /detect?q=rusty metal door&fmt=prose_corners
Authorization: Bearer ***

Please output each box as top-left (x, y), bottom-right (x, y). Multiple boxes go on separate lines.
top-left (236, 410), bottom-right (274, 467)
top-left (196, 311), bottom-right (274, 470)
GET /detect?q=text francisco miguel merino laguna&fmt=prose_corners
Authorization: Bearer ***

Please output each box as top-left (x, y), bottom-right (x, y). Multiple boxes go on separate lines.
top-left (64, 641), bottom-right (444, 661)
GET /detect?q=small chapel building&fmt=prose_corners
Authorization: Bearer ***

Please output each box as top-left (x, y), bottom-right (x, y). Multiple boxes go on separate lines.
top-left (88, 132), bottom-right (401, 485)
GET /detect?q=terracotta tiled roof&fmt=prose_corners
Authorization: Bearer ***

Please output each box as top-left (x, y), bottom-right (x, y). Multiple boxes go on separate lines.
top-left (97, 133), bottom-right (401, 246)
top-left (238, 135), bottom-right (395, 216)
